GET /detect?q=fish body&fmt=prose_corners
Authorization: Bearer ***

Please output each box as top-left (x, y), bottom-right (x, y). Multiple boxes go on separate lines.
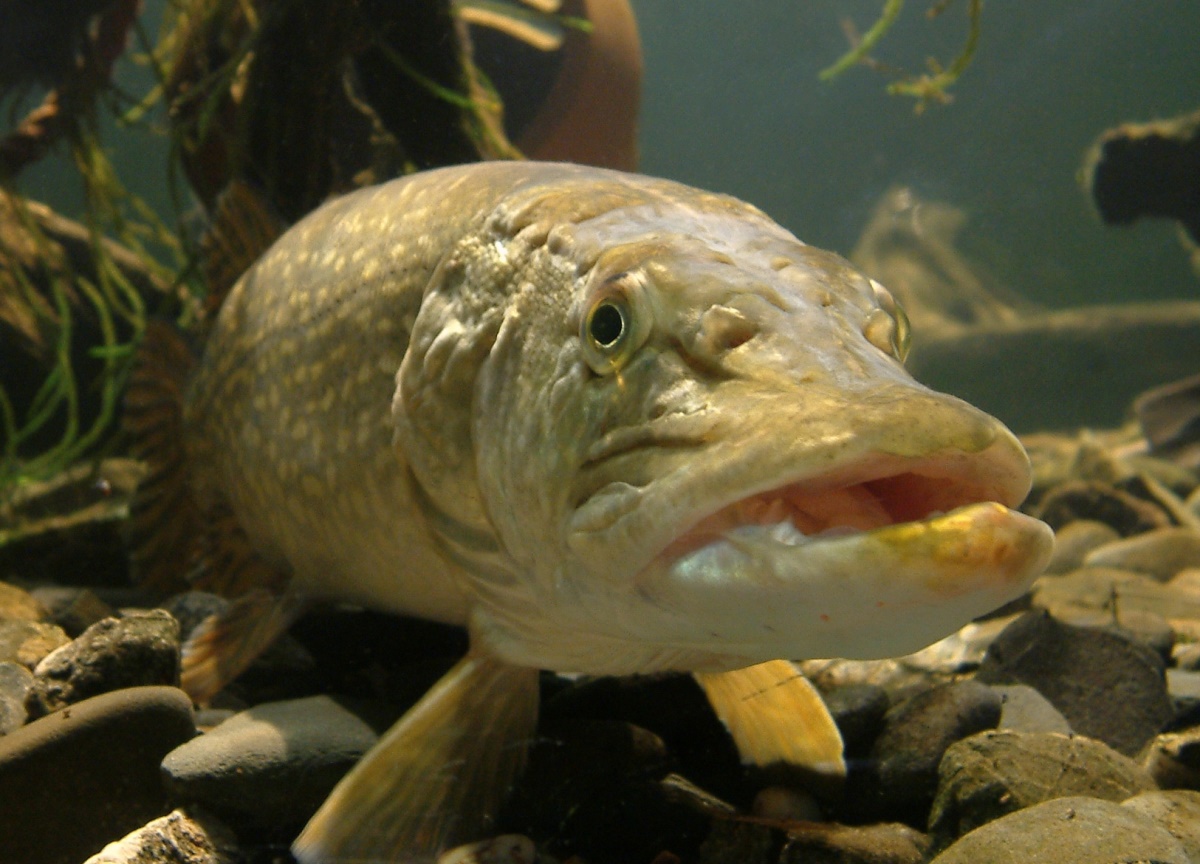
top-left (133, 161), bottom-right (1053, 860)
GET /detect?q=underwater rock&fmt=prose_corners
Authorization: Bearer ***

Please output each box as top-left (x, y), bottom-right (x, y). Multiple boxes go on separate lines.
top-left (1175, 641), bottom-right (1200, 671)
top-left (928, 730), bottom-right (1156, 842)
top-left (1140, 726), bottom-right (1200, 790)
top-left (927, 796), bottom-right (1189, 864)
top-left (778, 821), bottom-right (930, 864)
top-left (0, 618), bottom-right (69, 667)
top-left (1121, 790), bottom-right (1200, 862)
top-left (822, 683), bottom-right (890, 757)
top-left (991, 685), bottom-right (1072, 735)
top-left (1032, 566), bottom-right (1187, 634)
top-left (82, 808), bottom-right (240, 864)
top-left (1083, 526), bottom-right (1200, 581)
top-left (161, 694), bottom-right (396, 837)
top-left (30, 586), bottom-right (115, 637)
top-left (0, 686), bottom-right (195, 864)
top-left (698, 818), bottom-right (779, 864)
top-left (0, 660), bottom-right (32, 734)
top-left (977, 611), bottom-right (1174, 756)
top-left (501, 718), bottom-right (709, 864)
top-left (0, 580), bottom-right (48, 620)
top-left (27, 610), bottom-right (180, 718)
top-left (842, 680), bottom-right (1001, 825)
top-left (1034, 481), bottom-right (1169, 536)
top-left (438, 835), bottom-right (537, 864)
top-left (1043, 520), bottom-right (1119, 573)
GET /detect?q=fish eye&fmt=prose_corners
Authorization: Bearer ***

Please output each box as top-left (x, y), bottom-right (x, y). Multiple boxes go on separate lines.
top-left (867, 280), bottom-right (911, 363)
top-left (589, 301), bottom-right (626, 347)
top-left (580, 272), bottom-right (651, 375)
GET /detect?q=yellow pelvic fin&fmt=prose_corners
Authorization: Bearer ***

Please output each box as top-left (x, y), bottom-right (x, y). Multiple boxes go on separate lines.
top-left (694, 660), bottom-right (845, 780)
top-left (201, 179), bottom-right (286, 315)
top-left (181, 586), bottom-right (308, 705)
top-left (293, 654), bottom-right (540, 864)
top-left (123, 321), bottom-right (201, 597)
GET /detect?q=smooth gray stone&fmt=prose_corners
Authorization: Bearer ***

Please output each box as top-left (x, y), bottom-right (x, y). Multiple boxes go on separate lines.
top-left (977, 610), bottom-right (1174, 755)
top-left (0, 686), bottom-right (196, 864)
top-left (27, 610), bottom-right (180, 718)
top-left (929, 730), bottom-right (1157, 842)
top-left (1122, 790), bottom-right (1200, 863)
top-left (843, 680), bottom-right (1001, 824)
top-left (928, 796), bottom-right (1188, 864)
top-left (991, 684), bottom-right (1071, 735)
top-left (162, 695), bottom-right (391, 834)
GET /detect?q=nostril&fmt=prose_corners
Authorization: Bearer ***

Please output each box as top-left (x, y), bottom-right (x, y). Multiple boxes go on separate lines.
top-left (699, 305), bottom-right (758, 355)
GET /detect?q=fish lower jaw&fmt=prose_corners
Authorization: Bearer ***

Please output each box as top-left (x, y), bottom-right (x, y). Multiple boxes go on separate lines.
top-left (634, 501), bottom-right (1054, 663)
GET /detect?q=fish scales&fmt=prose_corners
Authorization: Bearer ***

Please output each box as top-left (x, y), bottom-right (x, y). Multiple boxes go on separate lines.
top-left (133, 161), bottom-right (1053, 862)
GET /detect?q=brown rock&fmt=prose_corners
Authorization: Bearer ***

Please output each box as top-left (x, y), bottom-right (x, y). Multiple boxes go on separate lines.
top-left (0, 581), bottom-right (49, 621)
top-left (0, 619), bottom-right (69, 668)
top-left (928, 796), bottom-right (1188, 864)
top-left (929, 730), bottom-right (1157, 841)
top-left (1084, 526), bottom-right (1200, 581)
top-left (0, 686), bottom-right (196, 864)
top-left (82, 808), bottom-right (239, 864)
top-left (780, 822), bottom-right (930, 864)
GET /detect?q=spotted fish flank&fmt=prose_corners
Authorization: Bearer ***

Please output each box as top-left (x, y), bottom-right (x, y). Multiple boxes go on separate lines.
top-left (126, 161), bottom-right (1053, 862)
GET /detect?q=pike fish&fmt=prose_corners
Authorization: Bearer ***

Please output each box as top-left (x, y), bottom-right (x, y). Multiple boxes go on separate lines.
top-left (126, 161), bottom-right (1053, 863)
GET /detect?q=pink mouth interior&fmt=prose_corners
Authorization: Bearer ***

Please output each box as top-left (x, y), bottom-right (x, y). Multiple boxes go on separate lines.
top-left (658, 472), bottom-right (991, 562)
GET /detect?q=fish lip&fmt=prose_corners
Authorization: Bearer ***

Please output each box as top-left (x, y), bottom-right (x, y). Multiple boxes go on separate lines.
top-left (639, 440), bottom-right (1031, 575)
top-left (631, 499), bottom-right (1054, 662)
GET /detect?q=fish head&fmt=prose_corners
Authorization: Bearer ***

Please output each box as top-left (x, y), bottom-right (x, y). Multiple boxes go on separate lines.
top-left (401, 172), bottom-right (1053, 675)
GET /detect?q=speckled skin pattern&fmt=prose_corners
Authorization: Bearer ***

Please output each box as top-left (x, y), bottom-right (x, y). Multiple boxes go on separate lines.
top-left (184, 162), bottom-right (1050, 675)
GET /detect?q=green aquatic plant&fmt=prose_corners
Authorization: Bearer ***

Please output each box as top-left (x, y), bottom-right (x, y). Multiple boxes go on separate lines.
top-left (820, 0), bottom-right (983, 113)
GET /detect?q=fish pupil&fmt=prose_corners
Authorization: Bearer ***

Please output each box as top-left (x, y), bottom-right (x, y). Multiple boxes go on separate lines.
top-left (590, 302), bottom-right (625, 347)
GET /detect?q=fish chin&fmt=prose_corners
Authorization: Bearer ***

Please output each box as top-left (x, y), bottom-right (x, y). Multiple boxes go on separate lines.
top-left (637, 498), bottom-right (1054, 663)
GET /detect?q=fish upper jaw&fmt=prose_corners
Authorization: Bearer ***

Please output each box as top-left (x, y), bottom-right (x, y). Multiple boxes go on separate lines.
top-left (539, 382), bottom-right (1054, 673)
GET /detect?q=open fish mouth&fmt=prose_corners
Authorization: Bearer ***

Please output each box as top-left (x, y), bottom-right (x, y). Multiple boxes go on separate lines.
top-left (637, 459), bottom-right (1055, 663)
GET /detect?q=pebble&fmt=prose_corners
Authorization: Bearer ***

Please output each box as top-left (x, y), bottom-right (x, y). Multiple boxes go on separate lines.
top-left (0, 618), bottom-right (69, 667)
top-left (1122, 790), bottom-right (1200, 862)
top-left (502, 719), bottom-right (706, 863)
top-left (991, 684), bottom-right (1072, 734)
top-left (1043, 520), bottom-right (1119, 573)
top-left (843, 680), bottom-right (1001, 825)
top-left (751, 786), bottom-right (824, 822)
top-left (1168, 668), bottom-right (1200, 704)
top-left (1032, 565), bottom-right (1183, 624)
top-left (0, 686), bottom-right (196, 864)
top-left (27, 610), bottom-right (181, 718)
top-left (1084, 526), bottom-right (1200, 580)
top-left (31, 586), bottom-right (116, 637)
top-left (779, 822), bottom-right (930, 864)
top-left (82, 808), bottom-right (239, 864)
top-left (928, 730), bottom-right (1157, 842)
top-left (0, 580), bottom-right (49, 620)
top-left (822, 683), bottom-right (889, 757)
top-left (927, 796), bottom-right (1189, 864)
top-left (160, 592), bottom-right (227, 644)
top-left (1175, 641), bottom-right (1200, 671)
top-left (0, 660), bottom-right (33, 733)
top-left (976, 610), bottom-right (1175, 755)
top-left (439, 835), bottom-right (537, 864)
top-left (1140, 726), bottom-right (1200, 789)
top-left (161, 694), bottom-right (393, 836)
top-left (1034, 480), bottom-right (1169, 535)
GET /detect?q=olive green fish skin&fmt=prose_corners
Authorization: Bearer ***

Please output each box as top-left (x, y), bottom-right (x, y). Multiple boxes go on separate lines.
top-left (186, 161), bottom-right (1048, 677)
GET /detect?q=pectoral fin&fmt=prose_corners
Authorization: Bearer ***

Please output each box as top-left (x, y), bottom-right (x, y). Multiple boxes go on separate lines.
top-left (293, 654), bottom-right (540, 864)
top-left (181, 586), bottom-right (308, 704)
top-left (694, 659), bottom-right (845, 780)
